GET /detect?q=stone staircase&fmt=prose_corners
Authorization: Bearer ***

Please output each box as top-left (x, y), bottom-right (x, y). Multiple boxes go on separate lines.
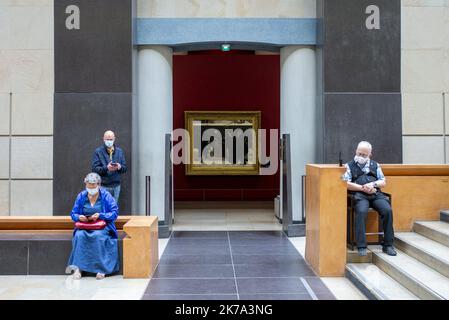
top-left (346, 210), bottom-right (449, 300)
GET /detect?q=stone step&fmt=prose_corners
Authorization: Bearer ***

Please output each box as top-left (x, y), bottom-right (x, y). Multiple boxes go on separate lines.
top-left (414, 221), bottom-right (449, 248)
top-left (347, 249), bottom-right (372, 264)
top-left (345, 263), bottom-right (418, 300)
top-left (441, 210), bottom-right (449, 223)
top-left (395, 232), bottom-right (449, 278)
top-left (371, 247), bottom-right (449, 300)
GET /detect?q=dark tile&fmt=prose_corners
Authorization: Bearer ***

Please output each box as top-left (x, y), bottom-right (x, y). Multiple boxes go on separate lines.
top-left (231, 245), bottom-right (298, 255)
top-left (171, 231), bottom-right (228, 239)
top-left (159, 254), bottom-right (232, 265)
top-left (229, 238), bottom-right (292, 246)
top-left (54, 0), bottom-right (133, 92)
top-left (167, 238), bottom-right (229, 247)
top-left (234, 263), bottom-right (315, 278)
top-left (142, 294), bottom-right (238, 300)
top-left (28, 240), bottom-right (72, 275)
top-left (53, 93), bottom-right (132, 215)
top-left (145, 279), bottom-right (237, 295)
top-left (315, 293), bottom-right (337, 300)
top-left (324, 93), bottom-right (402, 163)
top-left (163, 245), bottom-right (230, 255)
top-left (0, 241), bottom-right (28, 275)
top-left (236, 278), bottom-right (308, 294)
top-left (302, 277), bottom-right (336, 299)
top-left (153, 265), bottom-right (234, 279)
top-left (228, 231), bottom-right (287, 239)
top-left (239, 293), bottom-right (312, 300)
top-left (232, 254), bottom-right (305, 265)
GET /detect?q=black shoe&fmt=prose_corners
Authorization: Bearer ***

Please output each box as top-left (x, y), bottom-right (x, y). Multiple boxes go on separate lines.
top-left (358, 247), bottom-right (367, 256)
top-left (382, 246), bottom-right (397, 256)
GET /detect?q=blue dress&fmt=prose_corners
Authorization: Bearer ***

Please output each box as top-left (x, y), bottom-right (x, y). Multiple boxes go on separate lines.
top-left (67, 190), bottom-right (119, 275)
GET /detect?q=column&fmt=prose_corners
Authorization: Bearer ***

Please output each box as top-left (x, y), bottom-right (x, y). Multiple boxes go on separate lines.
top-left (134, 46), bottom-right (173, 221)
top-left (280, 46), bottom-right (317, 223)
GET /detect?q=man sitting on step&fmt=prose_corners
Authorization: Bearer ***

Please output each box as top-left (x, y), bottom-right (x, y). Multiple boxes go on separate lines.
top-left (342, 141), bottom-right (397, 257)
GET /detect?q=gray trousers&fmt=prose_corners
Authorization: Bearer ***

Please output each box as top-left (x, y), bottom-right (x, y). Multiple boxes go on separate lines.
top-left (102, 185), bottom-right (121, 205)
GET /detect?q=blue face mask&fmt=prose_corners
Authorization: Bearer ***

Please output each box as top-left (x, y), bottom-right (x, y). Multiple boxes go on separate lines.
top-left (104, 140), bottom-right (114, 148)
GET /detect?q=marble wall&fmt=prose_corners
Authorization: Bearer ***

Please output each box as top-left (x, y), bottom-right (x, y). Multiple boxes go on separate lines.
top-left (1, 0), bottom-right (448, 217)
top-left (317, 0), bottom-right (403, 164)
top-left (0, 0), bottom-right (54, 216)
top-left (401, 0), bottom-right (449, 163)
top-left (53, 0), bottom-right (134, 215)
top-left (137, 0), bottom-right (316, 18)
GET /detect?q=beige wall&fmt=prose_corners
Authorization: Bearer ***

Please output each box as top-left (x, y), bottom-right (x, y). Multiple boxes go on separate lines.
top-left (0, 0), bottom-right (54, 216)
top-left (401, 0), bottom-right (449, 164)
top-left (137, 0), bottom-right (316, 18)
top-left (0, 0), bottom-right (447, 216)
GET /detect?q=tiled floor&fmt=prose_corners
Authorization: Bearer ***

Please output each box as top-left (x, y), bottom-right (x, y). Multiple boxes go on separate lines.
top-left (0, 238), bottom-right (170, 300)
top-left (0, 275), bottom-right (149, 300)
top-left (142, 231), bottom-right (336, 300)
top-left (0, 209), bottom-right (365, 300)
top-left (173, 208), bottom-right (282, 231)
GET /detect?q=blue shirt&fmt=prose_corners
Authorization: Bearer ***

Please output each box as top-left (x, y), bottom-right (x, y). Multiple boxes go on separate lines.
top-left (341, 159), bottom-right (386, 183)
top-left (83, 197), bottom-right (102, 217)
top-left (70, 188), bottom-right (119, 237)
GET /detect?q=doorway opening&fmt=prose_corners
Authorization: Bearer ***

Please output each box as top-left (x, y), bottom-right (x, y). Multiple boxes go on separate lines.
top-left (172, 49), bottom-right (281, 230)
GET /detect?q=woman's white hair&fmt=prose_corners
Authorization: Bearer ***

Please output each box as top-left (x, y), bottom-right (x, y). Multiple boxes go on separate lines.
top-left (357, 141), bottom-right (372, 151)
top-left (84, 172), bottom-right (101, 184)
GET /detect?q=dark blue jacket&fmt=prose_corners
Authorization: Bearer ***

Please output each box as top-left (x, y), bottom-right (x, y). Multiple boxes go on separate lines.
top-left (92, 144), bottom-right (127, 187)
top-left (70, 188), bottom-right (119, 238)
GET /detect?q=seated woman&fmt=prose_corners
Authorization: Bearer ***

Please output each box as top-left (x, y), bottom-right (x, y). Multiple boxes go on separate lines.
top-left (66, 172), bottom-right (119, 280)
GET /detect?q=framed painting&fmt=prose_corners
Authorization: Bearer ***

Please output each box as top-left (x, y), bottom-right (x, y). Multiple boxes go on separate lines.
top-left (184, 111), bottom-right (261, 175)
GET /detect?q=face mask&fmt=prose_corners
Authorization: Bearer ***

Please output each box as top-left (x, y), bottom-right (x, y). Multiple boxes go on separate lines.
top-left (354, 155), bottom-right (369, 165)
top-left (104, 140), bottom-right (114, 148)
top-left (86, 187), bottom-right (99, 196)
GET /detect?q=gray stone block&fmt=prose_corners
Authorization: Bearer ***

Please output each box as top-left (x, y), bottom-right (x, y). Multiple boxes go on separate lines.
top-left (28, 240), bottom-right (72, 275)
top-left (320, 0), bottom-right (401, 92)
top-left (0, 241), bottom-right (28, 275)
top-left (324, 93), bottom-right (402, 164)
top-left (53, 93), bottom-right (132, 215)
top-left (54, 0), bottom-right (133, 93)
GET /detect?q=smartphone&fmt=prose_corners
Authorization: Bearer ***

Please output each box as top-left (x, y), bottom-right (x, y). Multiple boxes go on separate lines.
top-left (110, 162), bottom-right (119, 166)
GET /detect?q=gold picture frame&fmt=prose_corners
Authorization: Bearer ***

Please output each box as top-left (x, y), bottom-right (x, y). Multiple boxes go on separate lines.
top-left (185, 111), bottom-right (261, 175)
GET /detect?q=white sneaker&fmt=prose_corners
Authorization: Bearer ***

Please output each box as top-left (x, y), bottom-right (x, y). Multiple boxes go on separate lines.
top-left (96, 273), bottom-right (105, 280)
top-left (73, 269), bottom-right (82, 280)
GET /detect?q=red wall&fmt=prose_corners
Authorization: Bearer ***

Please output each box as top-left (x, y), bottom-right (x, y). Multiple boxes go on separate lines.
top-left (173, 51), bottom-right (280, 201)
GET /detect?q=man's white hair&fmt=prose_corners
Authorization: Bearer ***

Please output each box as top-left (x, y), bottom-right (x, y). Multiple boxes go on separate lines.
top-left (357, 141), bottom-right (372, 151)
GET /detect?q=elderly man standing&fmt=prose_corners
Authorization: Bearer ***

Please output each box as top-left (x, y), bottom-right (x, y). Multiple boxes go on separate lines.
top-left (342, 141), bottom-right (397, 257)
top-left (92, 130), bottom-right (127, 204)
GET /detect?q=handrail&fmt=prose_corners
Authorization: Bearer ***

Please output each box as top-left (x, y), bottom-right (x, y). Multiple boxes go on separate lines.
top-left (145, 176), bottom-right (151, 216)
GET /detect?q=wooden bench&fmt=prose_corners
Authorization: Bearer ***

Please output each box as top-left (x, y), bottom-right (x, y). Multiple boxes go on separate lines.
top-left (0, 216), bottom-right (158, 279)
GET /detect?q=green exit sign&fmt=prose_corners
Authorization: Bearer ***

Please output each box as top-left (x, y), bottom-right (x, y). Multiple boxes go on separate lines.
top-left (221, 44), bottom-right (231, 51)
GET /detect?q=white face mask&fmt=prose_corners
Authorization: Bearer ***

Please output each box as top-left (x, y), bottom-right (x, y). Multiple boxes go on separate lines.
top-left (354, 155), bottom-right (369, 165)
top-left (104, 140), bottom-right (114, 148)
top-left (86, 187), bottom-right (99, 196)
